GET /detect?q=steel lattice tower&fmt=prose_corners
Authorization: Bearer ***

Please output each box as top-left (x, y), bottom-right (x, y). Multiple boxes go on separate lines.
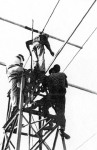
top-left (1, 70), bottom-right (67, 150)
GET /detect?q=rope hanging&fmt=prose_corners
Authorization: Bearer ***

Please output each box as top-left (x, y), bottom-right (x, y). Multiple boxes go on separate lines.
top-left (42, 0), bottom-right (61, 32)
top-left (63, 27), bottom-right (97, 72)
top-left (46, 0), bottom-right (97, 73)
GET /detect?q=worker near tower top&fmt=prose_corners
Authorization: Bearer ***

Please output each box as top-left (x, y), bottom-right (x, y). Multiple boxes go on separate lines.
top-left (6, 54), bottom-right (25, 114)
top-left (26, 33), bottom-right (54, 72)
top-left (43, 64), bottom-right (70, 139)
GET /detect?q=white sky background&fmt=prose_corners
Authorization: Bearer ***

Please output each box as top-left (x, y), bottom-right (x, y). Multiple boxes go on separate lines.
top-left (0, 0), bottom-right (97, 149)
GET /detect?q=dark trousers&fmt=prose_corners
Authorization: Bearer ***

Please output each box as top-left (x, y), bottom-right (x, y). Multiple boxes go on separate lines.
top-left (37, 94), bottom-right (66, 129)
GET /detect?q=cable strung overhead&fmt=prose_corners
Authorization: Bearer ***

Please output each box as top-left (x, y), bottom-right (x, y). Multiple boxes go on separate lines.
top-left (42, 0), bottom-right (61, 32)
top-left (75, 132), bottom-right (97, 150)
top-left (46, 0), bottom-right (97, 72)
top-left (0, 1), bottom-right (96, 96)
top-left (63, 27), bottom-right (97, 72)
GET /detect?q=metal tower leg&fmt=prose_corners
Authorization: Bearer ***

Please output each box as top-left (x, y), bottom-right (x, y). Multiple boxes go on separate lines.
top-left (5, 117), bottom-right (18, 150)
top-left (28, 113), bottom-right (31, 150)
top-left (52, 128), bottom-right (59, 150)
top-left (15, 75), bottom-right (25, 150)
top-left (39, 106), bottom-right (42, 150)
top-left (61, 136), bottom-right (66, 150)
top-left (1, 136), bottom-right (5, 150)
top-left (1, 71), bottom-right (69, 150)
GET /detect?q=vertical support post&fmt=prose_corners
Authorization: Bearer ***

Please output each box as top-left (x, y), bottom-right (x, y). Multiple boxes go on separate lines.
top-left (52, 128), bottom-right (59, 150)
top-left (31, 19), bottom-right (34, 71)
top-left (61, 137), bottom-right (66, 150)
top-left (32, 19), bottom-right (34, 43)
top-left (15, 75), bottom-right (25, 150)
top-left (28, 113), bottom-right (31, 150)
top-left (39, 106), bottom-right (42, 150)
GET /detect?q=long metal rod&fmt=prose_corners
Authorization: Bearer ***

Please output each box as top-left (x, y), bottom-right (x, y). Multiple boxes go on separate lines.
top-left (15, 75), bottom-right (25, 150)
top-left (52, 128), bottom-right (59, 150)
top-left (61, 137), bottom-right (66, 150)
top-left (28, 113), bottom-right (31, 150)
top-left (39, 106), bottom-right (42, 150)
top-left (23, 118), bottom-right (47, 128)
top-left (30, 19), bottom-right (34, 71)
top-left (0, 61), bottom-right (6, 66)
top-left (1, 136), bottom-right (5, 150)
top-left (68, 83), bottom-right (97, 95)
top-left (0, 17), bottom-right (81, 49)
top-left (46, 0), bottom-right (97, 72)
top-left (4, 112), bottom-right (18, 130)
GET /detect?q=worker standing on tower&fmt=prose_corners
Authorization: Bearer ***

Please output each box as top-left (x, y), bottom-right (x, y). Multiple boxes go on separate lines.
top-left (6, 54), bottom-right (25, 114)
top-left (42, 64), bottom-right (70, 139)
top-left (26, 33), bottom-right (54, 72)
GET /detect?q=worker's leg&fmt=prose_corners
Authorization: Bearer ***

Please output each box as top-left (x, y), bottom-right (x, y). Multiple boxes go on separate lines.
top-left (38, 52), bottom-right (45, 72)
top-left (55, 102), bottom-right (66, 129)
top-left (10, 79), bottom-right (20, 113)
top-left (54, 95), bottom-right (70, 139)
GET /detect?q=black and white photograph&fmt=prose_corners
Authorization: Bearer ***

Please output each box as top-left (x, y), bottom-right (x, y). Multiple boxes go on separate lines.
top-left (0, 0), bottom-right (97, 150)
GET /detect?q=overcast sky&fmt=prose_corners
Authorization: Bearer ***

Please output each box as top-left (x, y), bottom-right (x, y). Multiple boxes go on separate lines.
top-left (0, 0), bottom-right (97, 150)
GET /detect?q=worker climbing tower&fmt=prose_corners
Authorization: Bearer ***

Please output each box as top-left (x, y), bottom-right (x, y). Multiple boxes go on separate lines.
top-left (0, 1), bottom-right (97, 150)
top-left (1, 66), bottom-right (67, 150)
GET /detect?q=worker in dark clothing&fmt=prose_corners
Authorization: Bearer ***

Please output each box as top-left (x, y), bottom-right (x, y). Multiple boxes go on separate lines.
top-left (42, 64), bottom-right (70, 139)
top-left (26, 33), bottom-right (54, 72)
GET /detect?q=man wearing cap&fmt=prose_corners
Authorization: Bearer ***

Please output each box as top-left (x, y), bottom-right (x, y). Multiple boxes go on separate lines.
top-left (42, 64), bottom-right (70, 139)
top-left (26, 33), bottom-right (54, 72)
top-left (6, 54), bottom-right (24, 114)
